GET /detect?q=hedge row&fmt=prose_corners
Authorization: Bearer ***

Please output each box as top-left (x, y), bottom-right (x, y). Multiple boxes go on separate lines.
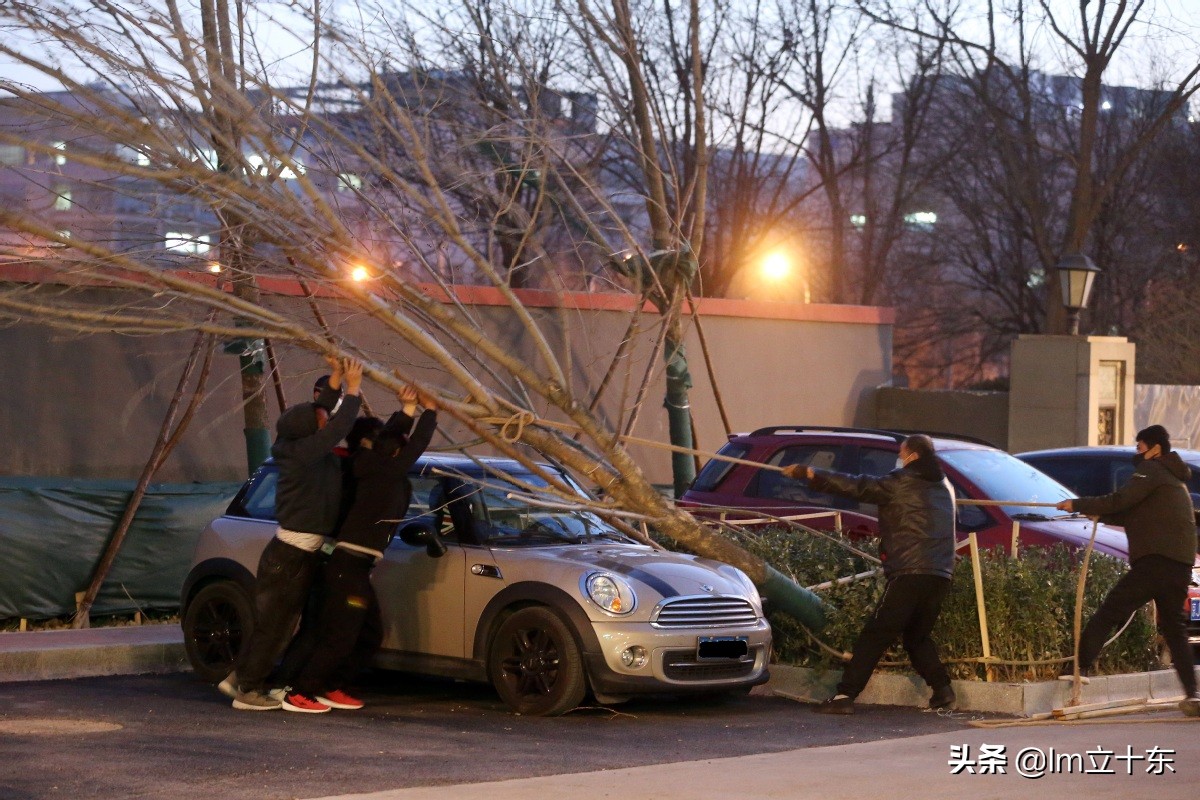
top-left (729, 526), bottom-right (1161, 681)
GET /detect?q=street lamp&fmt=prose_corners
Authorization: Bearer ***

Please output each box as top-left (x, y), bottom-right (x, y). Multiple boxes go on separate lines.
top-left (1056, 253), bottom-right (1100, 335)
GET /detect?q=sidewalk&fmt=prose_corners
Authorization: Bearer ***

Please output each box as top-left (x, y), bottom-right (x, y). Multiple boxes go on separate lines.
top-left (308, 718), bottom-right (1200, 800)
top-left (0, 623), bottom-right (186, 682)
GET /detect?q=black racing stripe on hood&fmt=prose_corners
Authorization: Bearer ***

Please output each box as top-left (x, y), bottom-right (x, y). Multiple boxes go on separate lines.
top-left (591, 557), bottom-right (680, 598)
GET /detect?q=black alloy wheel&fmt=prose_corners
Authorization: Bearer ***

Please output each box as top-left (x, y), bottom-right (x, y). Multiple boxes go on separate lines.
top-left (181, 581), bottom-right (253, 682)
top-left (488, 606), bottom-right (586, 716)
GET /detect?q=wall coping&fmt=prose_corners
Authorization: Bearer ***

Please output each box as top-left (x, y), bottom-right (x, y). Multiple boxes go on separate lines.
top-left (0, 264), bottom-right (894, 326)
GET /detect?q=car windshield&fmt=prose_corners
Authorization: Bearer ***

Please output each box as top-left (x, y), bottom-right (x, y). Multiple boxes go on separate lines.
top-left (455, 470), bottom-right (634, 546)
top-left (938, 448), bottom-right (1074, 518)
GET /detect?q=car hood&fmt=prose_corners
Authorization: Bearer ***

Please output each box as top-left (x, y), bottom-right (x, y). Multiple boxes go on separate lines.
top-left (490, 543), bottom-right (759, 610)
top-left (1015, 516), bottom-right (1132, 560)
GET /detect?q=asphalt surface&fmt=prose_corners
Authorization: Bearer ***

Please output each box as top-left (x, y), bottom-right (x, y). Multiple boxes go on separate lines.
top-left (0, 671), bottom-right (982, 800)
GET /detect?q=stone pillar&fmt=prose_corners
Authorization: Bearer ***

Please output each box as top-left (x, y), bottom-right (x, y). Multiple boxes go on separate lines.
top-left (1007, 335), bottom-right (1136, 453)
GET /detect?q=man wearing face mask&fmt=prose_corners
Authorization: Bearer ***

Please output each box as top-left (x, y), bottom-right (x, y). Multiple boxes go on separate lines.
top-left (782, 434), bottom-right (956, 714)
top-left (1055, 425), bottom-right (1199, 716)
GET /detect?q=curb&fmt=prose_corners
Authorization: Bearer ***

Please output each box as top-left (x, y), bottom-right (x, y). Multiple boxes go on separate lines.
top-left (0, 625), bottom-right (189, 683)
top-left (765, 663), bottom-right (1194, 716)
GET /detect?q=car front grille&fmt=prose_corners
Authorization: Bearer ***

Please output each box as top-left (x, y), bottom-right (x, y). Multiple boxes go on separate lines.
top-left (662, 649), bottom-right (758, 682)
top-left (651, 596), bottom-right (759, 628)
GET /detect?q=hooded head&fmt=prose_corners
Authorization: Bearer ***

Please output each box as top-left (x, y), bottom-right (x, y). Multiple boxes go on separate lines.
top-left (276, 402), bottom-right (328, 440)
top-left (346, 415), bottom-right (385, 453)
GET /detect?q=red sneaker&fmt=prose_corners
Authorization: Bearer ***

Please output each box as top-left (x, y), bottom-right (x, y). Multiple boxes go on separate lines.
top-left (281, 692), bottom-right (331, 714)
top-left (318, 689), bottom-right (365, 710)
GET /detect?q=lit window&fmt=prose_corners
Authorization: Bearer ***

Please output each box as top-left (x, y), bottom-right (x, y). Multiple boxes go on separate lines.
top-left (337, 172), bottom-right (363, 192)
top-left (0, 144), bottom-right (24, 165)
top-left (246, 153), bottom-right (304, 179)
top-left (850, 214), bottom-right (867, 228)
top-left (246, 154), bottom-right (269, 176)
top-left (119, 146), bottom-right (151, 166)
top-left (53, 188), bottom-right (72, 211)
top-left (165, 231), bottom-right (212, 254)
top-left (904, 211), bottom-right (938, 227)
top-left (178, 146), bottom-right (219, 170)
top-left (53, 141), bottom-right (67, 166)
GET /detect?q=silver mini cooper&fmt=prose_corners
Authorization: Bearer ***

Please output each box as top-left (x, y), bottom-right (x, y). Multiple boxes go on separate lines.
top-left (181, 454), bottom-right (771, 716)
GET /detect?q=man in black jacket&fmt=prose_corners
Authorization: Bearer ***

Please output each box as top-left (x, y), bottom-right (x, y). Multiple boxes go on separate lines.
top-left (1055, 425), bottom-right (1200, 716)
top-left (783, 434), bottom-right (956, 714)
top-left (228, 358), bottom-right (363, 711)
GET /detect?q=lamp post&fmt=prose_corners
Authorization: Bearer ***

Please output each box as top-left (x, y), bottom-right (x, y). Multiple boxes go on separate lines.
top-left (1056, 253), bottom-right (1101, 335)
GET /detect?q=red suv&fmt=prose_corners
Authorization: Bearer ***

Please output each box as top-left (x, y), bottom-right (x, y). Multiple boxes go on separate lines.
top-left (679, 426), bottom-right (1139, 557)
top-left (678, 426), bottom-right (1200, 642)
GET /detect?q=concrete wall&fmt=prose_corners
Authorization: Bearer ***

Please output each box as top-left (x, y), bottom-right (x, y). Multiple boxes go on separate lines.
top-left (873, 387), bottom-right (1008, 448)
top-left (1008, 335), bottom-right (1136, 453)
top-left (0, 281), bottom-right (893, 486)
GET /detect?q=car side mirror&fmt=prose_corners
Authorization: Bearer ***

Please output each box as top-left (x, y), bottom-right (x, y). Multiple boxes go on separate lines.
top-left (397, 520), bottom-right (447, 558)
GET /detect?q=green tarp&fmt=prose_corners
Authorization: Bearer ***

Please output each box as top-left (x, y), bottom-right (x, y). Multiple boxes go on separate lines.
top-left (0, 477), bottom-right (241, 620)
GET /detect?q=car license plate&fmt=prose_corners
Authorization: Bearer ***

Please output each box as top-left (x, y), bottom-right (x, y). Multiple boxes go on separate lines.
top-left (1191, 599), bottom-right (1200, 622)
top-left (697, 636), bottom-right (749, 660)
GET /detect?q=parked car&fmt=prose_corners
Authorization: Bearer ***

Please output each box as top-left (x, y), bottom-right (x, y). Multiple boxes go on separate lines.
top-left (1016, 446), bottom-right (1200, 529)
top-left (678, 426), bottom-right (1200, 644)
top-left (181, 454), bottom-right (771, 716)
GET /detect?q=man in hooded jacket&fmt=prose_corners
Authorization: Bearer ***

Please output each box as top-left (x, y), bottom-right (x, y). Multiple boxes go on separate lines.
top-left (227, 358), bottom-right (363, 711)
top-left (1055, 424), bottom-right (1200, 716)
top-left (783, 433), bottom-right (956, 714)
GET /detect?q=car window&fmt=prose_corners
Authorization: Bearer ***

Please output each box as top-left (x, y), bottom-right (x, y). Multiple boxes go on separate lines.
top-left (240, 469), bottom-right (278, 520)
top-left (939, 448), bottom-right (1073, 516)
top-left (851, 447), bottom-right (901, 518)
top-left (949, 481), bottom-right (990, 531)
top-left (429, 471), bottom-right (632, 546)
top-left (1110, 461), bottom-right (1135, 492)
top-left (747, 446), bottom-right (853, 510)
top-left (691, 443), bottom-right (749, 492)
top-left (1022, 456), bottom-right (1109, 496)
top-left (858, 447), bottom-right (898, 478)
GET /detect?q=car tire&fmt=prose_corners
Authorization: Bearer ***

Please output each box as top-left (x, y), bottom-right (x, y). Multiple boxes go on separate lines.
top-left (487, 606), bottom-right (587, 716)
top-left (182, 581), bottom-right (254, 683)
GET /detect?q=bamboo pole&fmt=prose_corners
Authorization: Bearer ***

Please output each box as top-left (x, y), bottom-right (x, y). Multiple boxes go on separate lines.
top-left (968, 531), bottom-right (993, 679)
top-left (1067, 519), bottom-right (1102, 706)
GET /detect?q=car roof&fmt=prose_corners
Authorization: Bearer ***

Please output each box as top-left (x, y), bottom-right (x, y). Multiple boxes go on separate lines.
top-left (730, 426), bottom-right (998, 452)
top-left (1018, 445), bottom-right (1200, 462)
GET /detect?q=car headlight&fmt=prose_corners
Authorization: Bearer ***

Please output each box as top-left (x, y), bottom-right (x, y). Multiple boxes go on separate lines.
top-left (582, 572), bottom-right (637, 615)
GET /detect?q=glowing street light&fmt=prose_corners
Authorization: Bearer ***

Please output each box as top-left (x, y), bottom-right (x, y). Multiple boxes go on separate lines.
top-left (761, 250), bottom-right (791, 282)
top-left (350, 264), bottom-right (370, 282)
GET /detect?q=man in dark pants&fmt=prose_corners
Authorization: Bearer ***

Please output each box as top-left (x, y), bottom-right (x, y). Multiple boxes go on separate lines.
top-left (227, 358), bottom-right (363, 711)
top-left (282, 385), bottom-right (437, 713)
top-left (783, 434), bottom-right (957, 714)
top-left (1055, 424), bottom-right (1200, 716)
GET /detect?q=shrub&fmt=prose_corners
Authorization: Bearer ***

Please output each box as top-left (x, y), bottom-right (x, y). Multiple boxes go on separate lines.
top-left (728, 526), bottom-right (1159, 681)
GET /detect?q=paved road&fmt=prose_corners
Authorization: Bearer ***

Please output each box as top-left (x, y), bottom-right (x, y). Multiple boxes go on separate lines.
top-left (0, 671), bottom-right (978, 800)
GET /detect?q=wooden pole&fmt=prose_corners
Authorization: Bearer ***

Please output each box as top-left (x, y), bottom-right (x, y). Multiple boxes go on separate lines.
top-left (1011, 520), bottom-right (1020, 558)
top-left (1068, 519), bottom-right (1102, 706)
top-left (968, 532), bottom-right (993, 679)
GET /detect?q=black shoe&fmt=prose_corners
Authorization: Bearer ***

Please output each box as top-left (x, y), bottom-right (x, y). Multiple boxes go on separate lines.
top-left (929, 684), bottom-right (956, 709)
top-left (813, 694), bottom-right (854, 715)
